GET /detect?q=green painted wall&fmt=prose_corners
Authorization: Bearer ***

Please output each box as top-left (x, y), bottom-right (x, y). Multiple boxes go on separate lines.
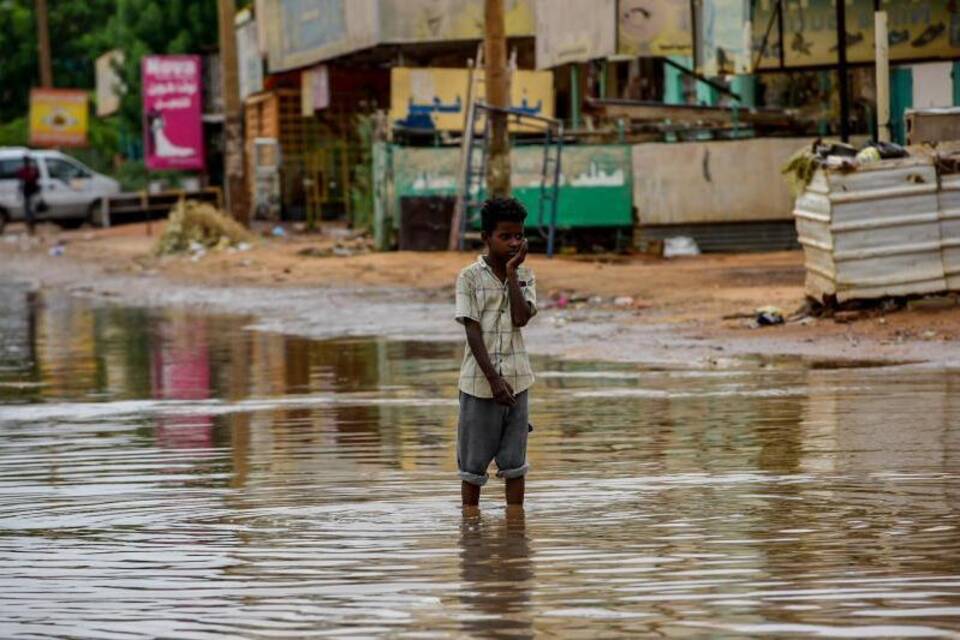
top-left (386, 144), bottom-right (633, 232)
top-left (890, 67), bottom-right (913, 145)
top-left (664, 56), bottom-right (688, 105)
top-left (954, 62), bottom-right (960, 107)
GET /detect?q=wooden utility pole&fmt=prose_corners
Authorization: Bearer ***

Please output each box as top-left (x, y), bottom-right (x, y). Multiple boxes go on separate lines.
top-left (217, 0), bottom-right (250, 225)
top-left (485, 0), bottom-right (510, 198)
top-left (35, 0), bottom-right (53, 87)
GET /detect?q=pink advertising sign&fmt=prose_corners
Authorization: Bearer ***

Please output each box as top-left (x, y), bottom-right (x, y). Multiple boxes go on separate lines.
top-left (142, 55), bottom-right (205, 171)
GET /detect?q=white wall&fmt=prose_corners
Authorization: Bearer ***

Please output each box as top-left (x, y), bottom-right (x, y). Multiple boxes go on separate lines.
top-left (911, 62), bottom-right (953, 109)
top-left (632, 137), bottom-right (816, 225)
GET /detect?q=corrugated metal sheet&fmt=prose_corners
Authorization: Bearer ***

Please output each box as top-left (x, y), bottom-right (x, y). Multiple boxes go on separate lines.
top-left (939, 172), bottom-right (960, 290)
top-left (794, 157), bottom-right (946, 302)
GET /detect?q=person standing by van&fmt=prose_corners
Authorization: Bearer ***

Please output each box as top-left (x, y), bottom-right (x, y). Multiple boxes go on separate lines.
top-left (15, 155), bottom-right (39, 235)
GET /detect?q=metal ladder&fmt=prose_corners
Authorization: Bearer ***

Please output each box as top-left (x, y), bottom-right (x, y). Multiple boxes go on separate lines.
top-left (537, 123), bottom-right (563, 257)
top-left (453, 102), bottom-right (563, 256)
top-left (456, 103), bottom-right (491, 249)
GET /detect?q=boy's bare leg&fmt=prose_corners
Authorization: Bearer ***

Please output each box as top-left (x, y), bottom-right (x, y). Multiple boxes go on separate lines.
top-left (505, 476), bottom-right (524, 506)
top-left (462, 480), bottom-right (481, 506)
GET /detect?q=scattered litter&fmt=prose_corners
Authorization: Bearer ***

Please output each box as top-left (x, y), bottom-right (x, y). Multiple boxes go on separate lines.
top-left (48, 244), bottom-right (64, 257)
top-left (154, 200), bottom-right (255, 256)
top-left (271, 225), bottom-right (286, 237)
top-left (236, 242), bottom-right (252, 252)
top-left (872, 141), bottom-right (909, 159)
top-left (755, 306), bottom-right (784, 326)
top-left (856, 146), bottom-right (882, 164)
top-left (923, 330), bottom-right (938, 339)
top-left (613, 295), bottom-right (635, 307)
top-left (824, 155), bottom-right (857, 171)
top-left (783, 139), bottom-right (908, 195)
top-left (663, 236), bottom-right (700, 258)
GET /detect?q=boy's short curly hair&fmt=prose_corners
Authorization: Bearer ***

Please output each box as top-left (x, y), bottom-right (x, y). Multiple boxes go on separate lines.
top-left (480, 197), bottom-right (527, 236)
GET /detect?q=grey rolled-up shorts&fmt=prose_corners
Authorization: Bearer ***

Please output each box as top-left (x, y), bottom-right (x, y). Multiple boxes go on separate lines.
top-left (457, 390), bottom-right (529, 486)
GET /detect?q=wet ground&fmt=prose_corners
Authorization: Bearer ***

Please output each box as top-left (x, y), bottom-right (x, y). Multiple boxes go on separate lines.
top-left (2, 280), bottom-right (960, 638)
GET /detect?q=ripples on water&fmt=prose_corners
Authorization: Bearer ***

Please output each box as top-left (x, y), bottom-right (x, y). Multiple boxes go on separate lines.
top-left (1, 282), bottom-right (960, 638)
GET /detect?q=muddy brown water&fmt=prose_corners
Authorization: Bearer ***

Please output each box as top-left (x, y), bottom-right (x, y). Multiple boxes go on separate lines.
top-left (2, 282), bottom-right (960, 638)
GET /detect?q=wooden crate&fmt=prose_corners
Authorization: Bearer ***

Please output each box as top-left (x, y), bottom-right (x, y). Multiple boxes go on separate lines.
top-left (907, 108), bottom-right (960, 145)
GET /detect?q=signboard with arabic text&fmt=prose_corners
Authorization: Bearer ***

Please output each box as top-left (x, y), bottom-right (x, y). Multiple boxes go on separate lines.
top-left (390, 67), bottom-right (553, 132)
top-left (142, 55), bottom-right (205, 171)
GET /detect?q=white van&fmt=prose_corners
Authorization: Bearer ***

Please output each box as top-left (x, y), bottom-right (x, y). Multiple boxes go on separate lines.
top-left (0, 147), bottom-right (121, 232)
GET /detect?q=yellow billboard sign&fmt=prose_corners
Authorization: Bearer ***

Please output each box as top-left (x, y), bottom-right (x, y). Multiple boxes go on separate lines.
top-left (390, 67), bottom-right (553, 132)
top-left (30, 89), bottom-right (89, 148)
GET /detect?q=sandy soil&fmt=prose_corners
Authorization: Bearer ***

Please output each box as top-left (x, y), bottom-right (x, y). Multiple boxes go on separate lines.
top-left (3, 221), bottom-right (960, 367)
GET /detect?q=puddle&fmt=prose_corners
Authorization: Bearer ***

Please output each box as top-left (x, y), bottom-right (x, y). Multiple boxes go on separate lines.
top-left (2, 282), bottom-right (960, 638)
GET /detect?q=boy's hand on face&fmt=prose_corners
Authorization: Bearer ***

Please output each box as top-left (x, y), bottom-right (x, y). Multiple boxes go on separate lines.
top-left (489, 375), bottom-right (516, 407)
top-left (506, 239), bottom-right (528, 277)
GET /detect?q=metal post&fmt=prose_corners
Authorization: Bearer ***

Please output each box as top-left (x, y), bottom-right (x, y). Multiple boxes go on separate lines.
top-left (776, 0), bottom-right (785, 68)
top-left (875, 9), bottom-right (891, 142)
top-left (836, 0), bottom-right (850, 142)
top-left (570, 64), bottom-right (581, 129)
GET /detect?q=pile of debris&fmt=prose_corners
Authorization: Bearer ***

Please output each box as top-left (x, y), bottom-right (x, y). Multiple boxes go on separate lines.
top-left (781, 139), bottom-right (910, 196)
top-left (154, 200), bottom-right (255, 256)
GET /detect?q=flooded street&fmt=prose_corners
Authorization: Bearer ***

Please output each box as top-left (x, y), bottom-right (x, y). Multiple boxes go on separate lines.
top-left (2, 281), bottom-right (960, 638)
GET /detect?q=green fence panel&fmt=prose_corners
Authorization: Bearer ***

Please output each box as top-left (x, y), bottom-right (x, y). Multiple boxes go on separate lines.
top-left (388, 144), bottom-right (633, 231)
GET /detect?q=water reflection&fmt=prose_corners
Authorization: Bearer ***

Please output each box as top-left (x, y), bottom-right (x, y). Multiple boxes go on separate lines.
top-left (458, 507), bottom-right (534, 639)
top-left (1, 282), bottom-right (960, 637)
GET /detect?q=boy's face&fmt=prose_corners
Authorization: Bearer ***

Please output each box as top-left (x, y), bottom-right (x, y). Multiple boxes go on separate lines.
top-left (484, 221), bottom-right (525, 262)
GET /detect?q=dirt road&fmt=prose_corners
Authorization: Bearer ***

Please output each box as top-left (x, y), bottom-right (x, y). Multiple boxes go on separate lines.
top-left (3, 222), bottom-right (960, 366)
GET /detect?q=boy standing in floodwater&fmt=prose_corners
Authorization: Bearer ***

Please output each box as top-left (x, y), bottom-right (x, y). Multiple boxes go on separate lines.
top-left (455, 197), bottom-right (537, 508)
